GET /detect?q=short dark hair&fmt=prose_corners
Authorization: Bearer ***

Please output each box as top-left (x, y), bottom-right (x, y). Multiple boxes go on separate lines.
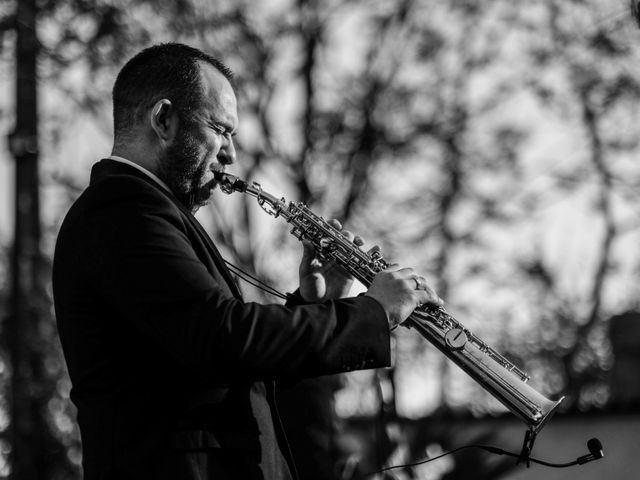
top-left (112, 43), bottom-right (234, 137)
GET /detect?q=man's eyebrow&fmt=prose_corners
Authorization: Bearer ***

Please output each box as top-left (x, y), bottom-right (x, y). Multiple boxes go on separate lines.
top-left (209, 114), bottom-right (236, 132)
top-left (208, 118), bottom-right (237, 135)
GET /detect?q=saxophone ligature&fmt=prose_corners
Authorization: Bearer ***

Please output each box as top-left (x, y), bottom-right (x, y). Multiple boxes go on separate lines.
top-left (214, 171), bottom-right (564, 462)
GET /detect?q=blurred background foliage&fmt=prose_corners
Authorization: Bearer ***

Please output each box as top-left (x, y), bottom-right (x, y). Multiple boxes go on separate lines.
top-left (1, 0), bottom-right (640, 478)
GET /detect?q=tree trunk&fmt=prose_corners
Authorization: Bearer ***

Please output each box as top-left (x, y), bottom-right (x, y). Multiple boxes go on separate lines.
top-left (7, 0), bottom-right (48, 477)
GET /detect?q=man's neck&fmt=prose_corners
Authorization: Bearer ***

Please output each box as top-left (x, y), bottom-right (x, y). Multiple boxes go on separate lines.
top-left (111, 141), bottom-right (159, 175)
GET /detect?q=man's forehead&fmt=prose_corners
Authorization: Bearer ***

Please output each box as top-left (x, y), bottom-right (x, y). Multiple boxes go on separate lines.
top-left (198, 62), bottom-right (237, 123)
top-left (198, 63), bottom-right (235, 100)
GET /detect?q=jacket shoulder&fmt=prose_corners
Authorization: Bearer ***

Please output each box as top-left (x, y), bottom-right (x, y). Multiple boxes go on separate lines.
top-left (67, 172), bottom-right (182, 222)
top-left (88, 173), bottom-right (174, 206)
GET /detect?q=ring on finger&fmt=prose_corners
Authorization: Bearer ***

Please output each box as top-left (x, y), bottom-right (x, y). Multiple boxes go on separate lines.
top-left (413, 276), bottom-right (423, 290)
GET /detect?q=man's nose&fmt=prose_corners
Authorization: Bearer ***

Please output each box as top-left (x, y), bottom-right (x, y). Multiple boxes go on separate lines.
top-left (218, 137), bottom-right (236, 165)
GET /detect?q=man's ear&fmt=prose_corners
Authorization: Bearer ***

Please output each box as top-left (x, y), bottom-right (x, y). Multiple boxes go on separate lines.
top-left (149, 99), bottom-right (177, 143)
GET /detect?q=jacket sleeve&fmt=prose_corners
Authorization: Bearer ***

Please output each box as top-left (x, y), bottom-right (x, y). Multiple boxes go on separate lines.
top-left (81, 177), bottom-right (390, 382)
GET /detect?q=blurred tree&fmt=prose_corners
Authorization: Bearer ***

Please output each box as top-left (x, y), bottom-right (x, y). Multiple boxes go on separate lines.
top-left (4, 0), bottom-right (76, 478)
top-left (512, 0), bottom-right (640, 410)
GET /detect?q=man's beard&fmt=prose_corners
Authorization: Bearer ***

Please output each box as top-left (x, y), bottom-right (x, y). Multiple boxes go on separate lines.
top-left (157, 125), bottom-right (214, 212)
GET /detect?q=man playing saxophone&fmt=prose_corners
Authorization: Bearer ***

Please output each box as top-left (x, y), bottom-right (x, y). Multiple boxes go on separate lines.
top-left (52, 42), bottom-right (442, 480)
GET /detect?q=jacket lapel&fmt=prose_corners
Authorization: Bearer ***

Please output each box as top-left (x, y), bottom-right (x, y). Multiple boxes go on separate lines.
top-left (90, 159), bottom-right (243, 299)
top-left (177, 204), bottom-right (243, 299)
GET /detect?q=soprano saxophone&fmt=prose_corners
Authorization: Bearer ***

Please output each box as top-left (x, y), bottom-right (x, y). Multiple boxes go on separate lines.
top-left (214, 172), bottom-right (564, 451)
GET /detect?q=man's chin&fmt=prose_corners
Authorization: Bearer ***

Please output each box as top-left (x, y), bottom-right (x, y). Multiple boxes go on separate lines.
top-left (190, 186), bottom-right (216, 211)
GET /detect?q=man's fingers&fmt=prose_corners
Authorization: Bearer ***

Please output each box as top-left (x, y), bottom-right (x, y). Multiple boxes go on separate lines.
top-left (411, 273), bottom-right (443, 305)
top-left (367, 245), bottom-right (381, 255)
top-left (341, 229), bottom-right (355, 242)
top-left (300, 239), bottom-right (316, 260)
top-left (381, 263), bottom-right (401, 272)
top-left (327, 218), bottom-right (365, 247)
top-left (392, 267), bottom-right (417, 277)
top-left (327, 218), bottom-right (342, 230)
top-left (338, 229), bottom-right (364, 247)
top-left (416, 285), bottom-right (443, 306)
top-left (410, 275), bottom-right (430, 291)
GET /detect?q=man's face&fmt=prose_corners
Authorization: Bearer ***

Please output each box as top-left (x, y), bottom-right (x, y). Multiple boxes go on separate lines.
top-left (158, 63), bottom-right (238, 211)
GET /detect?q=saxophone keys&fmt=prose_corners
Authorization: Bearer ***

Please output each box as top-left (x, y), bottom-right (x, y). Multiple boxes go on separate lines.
top-left (445, 327), bottom-right (468, 350)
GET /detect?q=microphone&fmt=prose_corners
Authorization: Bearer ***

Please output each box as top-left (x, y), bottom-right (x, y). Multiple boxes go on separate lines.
top-left (359, 437), bottom-right (605, 477)
top-left (477, 437), bottom-right (605, 468)
top-left (577, 438), bottom-right (604, 465)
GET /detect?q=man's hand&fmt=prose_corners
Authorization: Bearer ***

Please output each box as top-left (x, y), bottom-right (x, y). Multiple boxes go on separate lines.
top-left (299, 219), bottom-right (362, 302)
top-left (366, 265), bottom-right (442, 328)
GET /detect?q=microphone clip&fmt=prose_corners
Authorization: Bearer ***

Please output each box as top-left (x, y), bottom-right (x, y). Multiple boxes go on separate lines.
top-left (517, 428), bottom-right (538, 468)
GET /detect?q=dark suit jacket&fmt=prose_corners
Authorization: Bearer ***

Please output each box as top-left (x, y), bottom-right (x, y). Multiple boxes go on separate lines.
top-left (52, 159), bottom-right (390, 480)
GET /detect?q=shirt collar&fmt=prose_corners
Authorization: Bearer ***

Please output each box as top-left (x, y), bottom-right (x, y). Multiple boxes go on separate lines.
top-left (107, 155), bottom-right (172, 193)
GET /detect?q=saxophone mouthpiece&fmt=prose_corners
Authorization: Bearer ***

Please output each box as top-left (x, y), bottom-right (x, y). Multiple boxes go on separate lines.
top-left (214, 171), bottom-right (246, 194)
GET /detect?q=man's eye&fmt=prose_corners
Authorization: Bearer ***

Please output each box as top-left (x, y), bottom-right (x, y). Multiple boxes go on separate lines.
top-left (210, 123), bottom-right (236, 138)
top-left (212, 125), bottom-right (235, 137)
